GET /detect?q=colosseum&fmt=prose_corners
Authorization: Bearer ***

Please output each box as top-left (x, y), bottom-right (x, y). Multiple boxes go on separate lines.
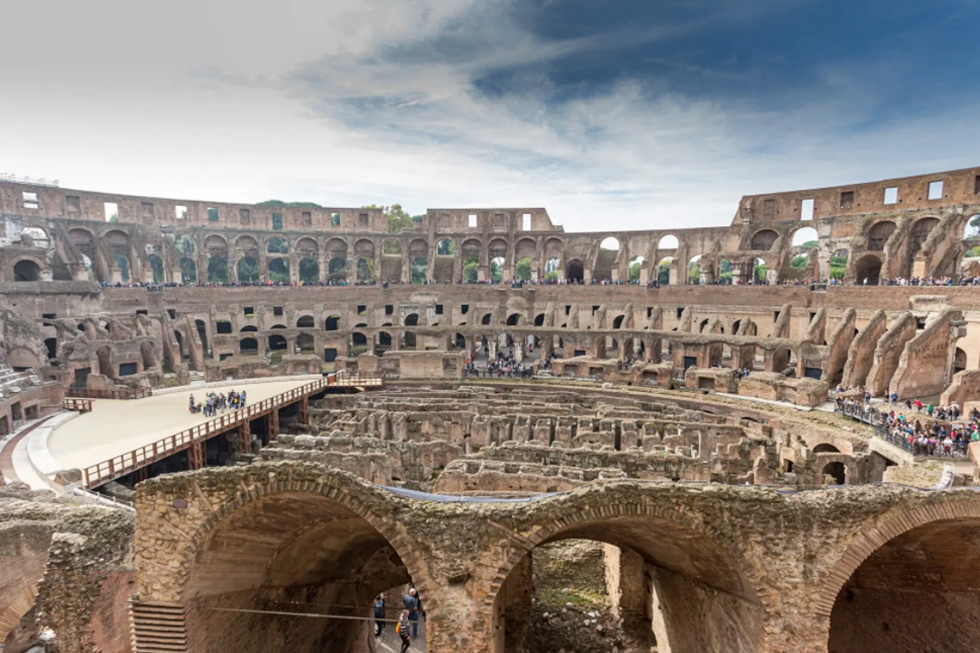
top-left (1, 167), bottom-right (980, 653)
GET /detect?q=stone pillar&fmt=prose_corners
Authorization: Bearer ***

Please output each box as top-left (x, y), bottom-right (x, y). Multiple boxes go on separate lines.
top-left (268, 410), bottom-right (279, 441)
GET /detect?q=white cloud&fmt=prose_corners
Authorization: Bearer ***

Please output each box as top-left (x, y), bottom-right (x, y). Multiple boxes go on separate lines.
top-left (0, 0), bottom-right (976, 233)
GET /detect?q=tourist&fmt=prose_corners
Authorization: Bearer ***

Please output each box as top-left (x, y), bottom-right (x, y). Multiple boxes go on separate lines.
top-left (374, 595), bottom-right (386, 638)
top-left (397, 609), bottom-right (412, 652)
top-left (402, 587), bottom-right (420, 638)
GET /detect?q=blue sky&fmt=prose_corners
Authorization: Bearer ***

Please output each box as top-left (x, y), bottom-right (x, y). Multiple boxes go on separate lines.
top-left (1, 0), bottom-right (977, 230)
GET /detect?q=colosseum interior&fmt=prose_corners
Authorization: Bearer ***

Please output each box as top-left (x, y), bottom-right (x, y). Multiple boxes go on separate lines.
top-left (2, 166), bottom-right (980, 653)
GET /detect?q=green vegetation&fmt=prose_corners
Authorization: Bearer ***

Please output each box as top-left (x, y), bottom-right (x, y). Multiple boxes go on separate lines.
top-left (237, 258), bottom-right (259, 282)
top-left (719, 259), bottom-right (732, 284)
top-left (545, 270), bottom-right (559, 282)
top-left (629, 260), bottom-right (642, 283)
top-left (490, 259), bottom-right (503, 283)
top-left (363, 203), bottom-right (421, 235)
top-left (258, 200), bottom-right (324, 209)
top-left (791, 255), bottom-right (808, 269)
top-left (179, 258), bottom-right (197, 282)
top-left (688, 260), bottom-right (700, 284)
top-left (410, 257), bottom-right (427, 284)
top-left (657, 261), bottom-right (670, 286)
top-left (829, 253), bottom-right (847, 280)
top-left (464, 257), bottom-right (479, 282)
top-left (267, 237), bottom-right (288, 254)
top-left (437, 239), bottom-right (457, 256)
top-left (516, 257), bottom-right (533, 280)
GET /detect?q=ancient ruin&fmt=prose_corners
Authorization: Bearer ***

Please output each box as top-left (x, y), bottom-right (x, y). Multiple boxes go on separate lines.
top-left (1, 166), bottom-right (980, 652)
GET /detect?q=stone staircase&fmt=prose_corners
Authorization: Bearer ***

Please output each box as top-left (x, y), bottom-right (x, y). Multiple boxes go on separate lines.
top-left (130, 602), bottom-right (187, 652)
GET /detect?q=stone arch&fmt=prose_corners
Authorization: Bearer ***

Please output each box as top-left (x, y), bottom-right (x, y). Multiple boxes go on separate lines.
top-left (298, 257), bottom-right (319, 283)
top-left (658, 234), bottom-right (679, 250)
top-left (239, 337), bottom-right (258, 354)
top-left (145, 474), bottom-right (431, 652)
top-left (909, 216), bottom-right (939, 253)
top-left (791, 226), bottom-right (819, 248)
top-left (565, 259), bottom-right (584, 283)
top-left (236, 257), bottom-right (259, 282)
top-left (234, 235), bottom-right (260, 257)
top-left (296, 315), bottom-right (315, 329)
top-left (963, 214), bottom-right (980, 240)
top-left (294, 237), bottom-right (318, 258)
top-left (436, 238), bottom-right (455, 256)
top-left (867, 220), bottom-right (896, 251)
top-left (854, 254), bottom-right (882, 285)
top-left (485, 489), bottom-right (774, 652)
top-left (13, 259), bottom-right (41, 282)
top-left (812, 443), bottom-right (841, 454)
top-left (817, 498), bottom-right (980, 629)
top-left (750, 229), bottom-right (779, 251)
top-left (409, 239), bottom-right (429, 284)
top-left (266, 236), bottom-right (289, 255)
top-left (268, 258), bottom-right (290, 283)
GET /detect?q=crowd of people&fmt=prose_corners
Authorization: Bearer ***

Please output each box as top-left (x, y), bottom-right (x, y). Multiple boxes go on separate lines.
top-left (873, 275), bottom-right (980, 287)
top-left (189, 389), bottom-right (247, 417)
top-left (835, 391), bottom-right (979, 458)
top-left (464, 350), bottom-right (535, 378)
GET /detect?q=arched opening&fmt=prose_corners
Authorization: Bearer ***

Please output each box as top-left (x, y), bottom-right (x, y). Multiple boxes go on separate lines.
top-left (403, 313), bottom-right (419, 327)
top-left (176, 491), bottom-right (419, 653)
top-left (13, 260), bottom-right (41, 282)
top-left (177, 257), bottom-right (196, 283)
top-left (612, 315), bottom-right (625, 329)
top-left (828, 518), bottom-right (980, 652)
top-left (964, 214), bottom-right (980, 241)
top-left (628, 255), bottom-right (645, 283)
top-left (534, 313), bottom-right (545, 327)
top-left (515, 257), bottom-right (534, 281)
top-left (507, 313), bottom-right (523, 326)
top-left (411, 257), bottom-right (428, 284)
top-left (813, 443), bottom-right (841, 454)
top-left (489, 257), bottom-right (505, 283)
top-left (296, 315), bottom-right (315, 329)
top-left (240, 337), bottom-right (258, 355)
top-left (409, 239), bottom-right (428, 284)
top-left (268, 334), bottom-right (287, 351)
top-left (750, 230), bottom-right (778, 251)
top-left (909, 217), bottom-right (939, 253)
top-left (268, 258), bottom-right (290, 283)
top-left (44, 337), bottom-right (58, 359)
top-left (753, 257), bottom-right (768, 284)
top-left (954, 347), bottom-right (967, 375)
top-left (657, 257), bottom-right (673, 286)
top-left (565, 259), bottom-right (584, 283)
top-left (266, 237), bottom-right (289, 255)
top-left (594, 237), bottom-right (620, 281)
top-left (791, 227), bottom-right (818, 248)
top-left (822, 462), bottom-right (846, 485)
top-left (867, 221), bottom-right (896, 251)
top-left (325, 316), bottom-right (341, 331)
top-left (115, 254), bottom-right (131, 283)
top-left (481, 313), bottom-right (493, 326)
top-left (352, 332), bottom-right (368, 351)
top-left (713, 258), bottom-right (731, 285)
top-left (327, 257), bottom-right (347, 283)
top-left (148, 254), bottom-right (165, 283)
top-left (207, 257), bottom-right (228, 283)
top-left (237, 257), bottom-right (259, 283)
top-left (382, 238), bottom-right (402, 255)
top-left (356, 258), bottom-right (375, 284)
top-left (299, 257), bottom-right (319, 283)
top-left (658, 234), bottom-right (679, 250)
top-left (688, 255), bottom-right (702, 284)
top-left (174, 233), bottom-right (196, 256)
top-left (855, 255), bottom-right (882, 285)
top-left (830, 249), bottom-right (848, 281)
top-left (492, 508), bottom-right (766, 653)
top-left (96, 345), bottom-right (113, 379)
top-left (297, 333), bottom-right (315, 353)
top-left (436, 238), bottom-right (455, 256)
top-left (378, 332), bottom-right (393, 350)
top-left (544, 257), bottom-right (561, 282)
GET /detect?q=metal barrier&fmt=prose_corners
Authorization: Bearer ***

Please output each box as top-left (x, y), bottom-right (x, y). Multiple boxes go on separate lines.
top-left (835, 403), bottom-right (969, 457)
top-left (66, 386), bottom-right (153, 400)
top-left (81, 373), bottom-right (384, 488)
top-left (63, 397), bottom-right (93, 413)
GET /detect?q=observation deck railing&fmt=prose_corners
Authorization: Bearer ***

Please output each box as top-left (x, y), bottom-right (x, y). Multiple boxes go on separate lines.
top-left (81, 373), bottom-right (383, 489)
top-left (66, 386), bottom-right (153, 400)
top-left (63, 397), bottom-right (93, 413)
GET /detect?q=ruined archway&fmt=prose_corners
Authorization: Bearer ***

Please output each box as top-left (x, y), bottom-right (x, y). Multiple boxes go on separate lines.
top-left (138, 477), bottom-right (428, 653)
top-left (488, 493), bottom-right (770, 653)
top-left (854, 254), bottom-right (882, 285)
top-left (13, 259), bottom-right (41, 282)
top-left (827, 515), bottom-right (980, 653)
top-left (565, 259), bottom-right (584, 283)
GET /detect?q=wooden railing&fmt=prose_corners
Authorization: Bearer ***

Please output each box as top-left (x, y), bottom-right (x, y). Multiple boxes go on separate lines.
top-left (64, 397), bottom-right (93, 413)
top-left (66, 386), bottom-right (153, 400)
top-left (80, 373), bottom-right (383, 488)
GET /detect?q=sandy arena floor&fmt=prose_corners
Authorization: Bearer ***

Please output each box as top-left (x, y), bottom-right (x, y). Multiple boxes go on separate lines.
top-left (45, 380), bottom-right (309, 473)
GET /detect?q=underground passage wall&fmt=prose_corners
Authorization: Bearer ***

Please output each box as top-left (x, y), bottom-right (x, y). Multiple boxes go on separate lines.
top-left (178, 491), bottom-right (414, 653)
top-left (828, 518), bottom-right (980, 653)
